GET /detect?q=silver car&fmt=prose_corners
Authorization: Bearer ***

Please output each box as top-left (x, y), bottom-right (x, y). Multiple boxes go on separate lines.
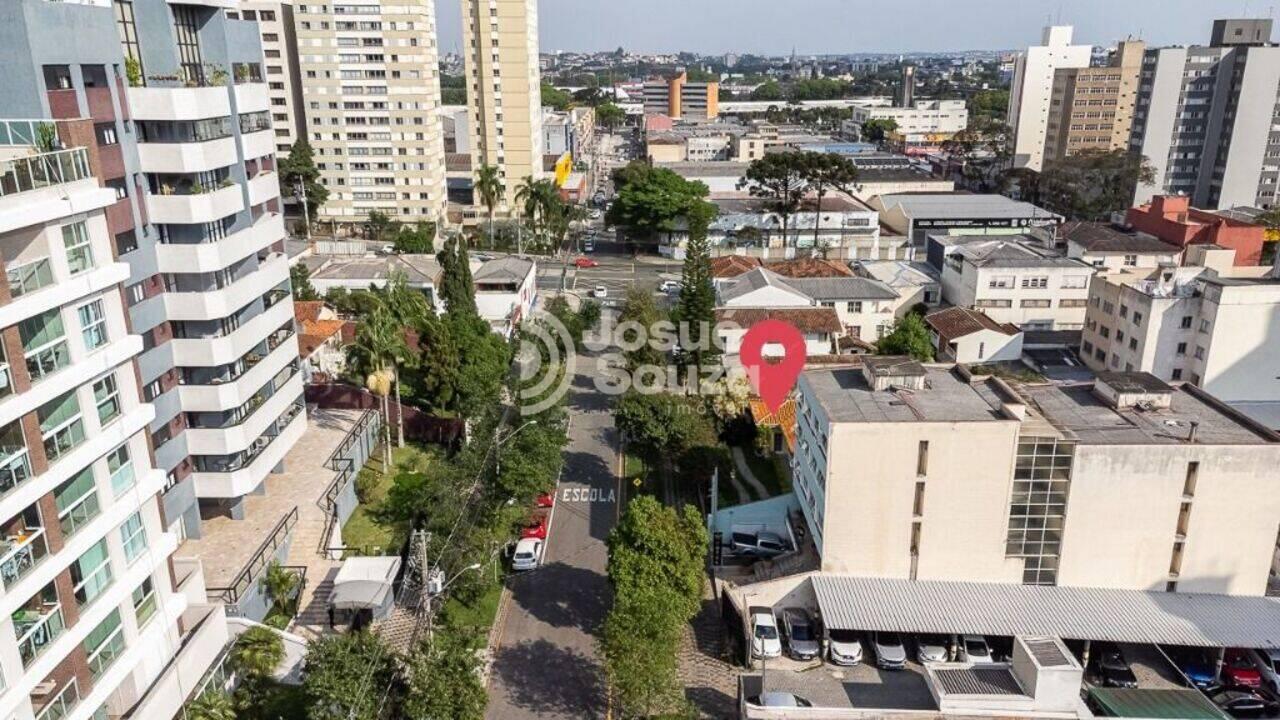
top-left (782, 608), bottom-right (819, 660)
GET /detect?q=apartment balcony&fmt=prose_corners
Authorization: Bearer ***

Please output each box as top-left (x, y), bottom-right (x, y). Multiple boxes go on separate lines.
top-left (192, 402), bottom-right (306, 498)
top-left (247, 171), bottom-right (280, 207)
top-left (136, 136), bottom-right (238, 174)
top-left (154, 212), bottom-right (284, 274)
top-left (127, 87), bottom-right (230, 122)
top-left (0, 507), bottom-right (50, 595)
top-left (0, 148), bottom-right (117, 235)
top-left (178, 335), bottom-right (297, 412)
top-left (241, 129), bottom-right (275, 161)
top-left (170, 296), bottom-right (293, 367)
top-left (185, 372), bottom-right (303, 455)
top-left (0, 334), bottom-right (141, 434)
top-left (13, 589), bottom-right (64, 669)
top-left (162, 252), bottom-right (288, 322)
top-left (233, 83), bottom-right (271, 114)
top-left (147, 183), bottom-right (244, 225)
top-left (121, 604), bottom-right (229, 720)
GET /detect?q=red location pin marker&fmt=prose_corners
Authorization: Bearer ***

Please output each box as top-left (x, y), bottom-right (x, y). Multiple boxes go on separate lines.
top-left (740, 319), bottom-right (807, 413)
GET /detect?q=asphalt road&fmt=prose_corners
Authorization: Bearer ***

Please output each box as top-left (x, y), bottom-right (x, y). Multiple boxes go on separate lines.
top-left (485, 353), bottom-right (619, 720)
top-left (571, 248), bottom-right (682, 306)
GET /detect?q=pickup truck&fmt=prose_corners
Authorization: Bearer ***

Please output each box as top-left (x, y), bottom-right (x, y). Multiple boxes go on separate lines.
top-left (731, 531), bottom-right (789, 558)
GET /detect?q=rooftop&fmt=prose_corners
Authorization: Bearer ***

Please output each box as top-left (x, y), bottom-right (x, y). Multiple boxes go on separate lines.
top-left (1060, 221), bottom-right (1183, 255)
top-left (473, 255), bottom-right (535, 283)
top-left (802, 365), bottom-right (1010, 424)
top-left (877, 192), bottom-right (1060, 220)
top-left (716, 307), bottom-right (843, 334)
top-left (925, 306), bottom-right (1020, 341)
top-left (710, 255), bottom-right (763, 278)
top-left (310, 254), bottom-right (442, 285)
top-left (944, 237), bottom-right (1092, 270)
top-left (719, 267), bottom-right (897, 303)
top-left (855, 259), bottom-right (941, 288)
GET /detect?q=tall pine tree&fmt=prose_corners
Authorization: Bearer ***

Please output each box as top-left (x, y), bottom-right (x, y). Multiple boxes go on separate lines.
top-left (673, 204), bottom-right (719, 384)
top-left (436, 237), bottom-right (477, 315)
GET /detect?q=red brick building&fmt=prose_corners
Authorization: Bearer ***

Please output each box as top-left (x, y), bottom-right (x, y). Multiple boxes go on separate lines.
top-left (1126, 195), bottom-right (1265, 266)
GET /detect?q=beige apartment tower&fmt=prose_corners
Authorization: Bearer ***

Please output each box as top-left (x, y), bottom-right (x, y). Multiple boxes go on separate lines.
top-left (1044, 40), bottom-right (1146, 163)
top-left (294, 0), bottom-right (449, 224)
top-left (462, 0), bottom-right (545, 210)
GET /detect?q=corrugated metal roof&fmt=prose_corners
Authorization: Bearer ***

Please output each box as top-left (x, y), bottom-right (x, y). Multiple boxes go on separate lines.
top-left (812, 575), bottom-right (1280, 648)
top-left (933, 667), bottom-right (1024, 696)
top-left (1087, 688), bottom-right (1229, 719)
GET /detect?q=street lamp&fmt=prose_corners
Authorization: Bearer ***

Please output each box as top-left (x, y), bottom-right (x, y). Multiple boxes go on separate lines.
top-left (294, 178), bottom-right (312, 247)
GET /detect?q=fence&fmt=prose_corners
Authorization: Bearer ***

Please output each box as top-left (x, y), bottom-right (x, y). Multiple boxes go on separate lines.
top-left (206, 506), bottom-right (298, 608)
top-left (305, 382), bottom-right (465, 447)
top-left (317, 409), bottom-right (382, 557)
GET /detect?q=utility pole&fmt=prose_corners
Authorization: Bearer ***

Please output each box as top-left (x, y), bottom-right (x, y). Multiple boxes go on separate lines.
top-left (295, 179), bottom-right (313, 251)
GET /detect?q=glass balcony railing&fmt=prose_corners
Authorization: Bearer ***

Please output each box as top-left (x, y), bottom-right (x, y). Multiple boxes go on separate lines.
top-left (0, 148), bottom-right (92, 198)
top-left (7, 258), bottom-right (54, 298)
top-left (0, 526), bottom-right (49, 590)
top-left (34, 680), bottom-right (79, 720)
top-left (15, 601), bottom-right (64, 668)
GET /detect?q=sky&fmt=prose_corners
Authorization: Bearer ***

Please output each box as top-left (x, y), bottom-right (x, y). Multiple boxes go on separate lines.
top-left (434, 0), bottom-right (1269, 56)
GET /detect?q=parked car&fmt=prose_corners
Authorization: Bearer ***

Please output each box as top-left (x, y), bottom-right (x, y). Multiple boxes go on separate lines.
top-left (520, 514), bottom-right (548, 540)
top-left (1169, 647), bottom-right (1218, 689)
top-left (751, 610), bottom-right (782, 659)
top-left (659, 279), bottom-right (680, 294)
top-left (592, 285), bottom-right (608, 299)
top-left (827, 629), bottom-right (864, 666)
top-left (1249, 648), bottom-right (1280, 694)
top-left (730, 531), bottom-right (788, 558)
top-left (1091, 643), bottom-right (1138, 688)
top-left (574, 256), bottom-right (599, 268)
top-left (870, 631), bottom-right (907, 670)
top-left (782, 608), bottom-right (819, 661)
top-left (472, 253), bottom-right (492, 262)
top-left (915, 634), bottom-right (950, 664)
top-left (583, 238), bottom-right (596, 252)
top-left (957, 635), bottom-right (994, 664)
top-left (1210, 689), bottom-right (1277, 718)
top-left (1224, 649), bottom-right (1263, 689)
top-left (746, 692), bottom-right (812, 708)
top-left (534, 492), bottom-right (555, 508)
top-left (511, 537), bottom-right (543, 571)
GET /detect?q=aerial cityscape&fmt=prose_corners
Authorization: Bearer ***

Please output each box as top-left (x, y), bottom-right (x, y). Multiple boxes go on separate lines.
top-left (3, 2), bottom-right (1280, 720)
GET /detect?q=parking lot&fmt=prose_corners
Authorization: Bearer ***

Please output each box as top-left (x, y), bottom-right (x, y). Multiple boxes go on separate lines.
top-left (756, 653), bottom-right (938, 712)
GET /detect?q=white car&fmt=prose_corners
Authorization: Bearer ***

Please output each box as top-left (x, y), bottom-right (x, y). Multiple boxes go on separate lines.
top-left (592, 285), bottom-right (608, 299)
top-left (871, 631), bottom-right (907, 670)
top-left (958, 635), bottom-right (994, 664)
top-left (827, 628), bottom-right (864, 666)
top-left (511, 537), bottom-right (543, 571)
top-left (659, 279), bottom-right (680, 294)
top-left (1251, 648), bottom-right (1280, 694)
top-left (915, 634), bottom-right (950, 663)
top-left (751, 610), bottom-right (782, 659)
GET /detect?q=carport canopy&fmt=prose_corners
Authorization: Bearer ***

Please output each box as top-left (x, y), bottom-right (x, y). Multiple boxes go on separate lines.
top-left (813, 575), bottom-right (1280, 649)
top-left (328, 556), bottom-right (401, 611)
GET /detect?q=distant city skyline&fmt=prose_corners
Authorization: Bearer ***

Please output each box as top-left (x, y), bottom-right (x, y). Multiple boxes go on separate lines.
top-left (435, 0), bottom-right (1272, 57)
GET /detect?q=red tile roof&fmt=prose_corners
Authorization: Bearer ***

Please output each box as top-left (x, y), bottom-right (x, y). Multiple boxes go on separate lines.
top-left (293, 300), bottom-right (325, 325)
top-left (749, 396), bottom-right (797, 454)
top-left (765, 257), bottom-right (855, 278)
top-left (925, 306), bottom-right (1020, 344)
top-left (710, 255), bottom-right (763, 278)
top-left (716, 307), bottom-right (843, 334)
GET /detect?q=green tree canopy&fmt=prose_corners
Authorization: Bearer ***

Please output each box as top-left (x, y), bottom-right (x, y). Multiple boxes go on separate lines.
top-left (1037, 149), bottom-right (1155, 221)
top-left (877, 312), bottom-right (935, 361)
top-left (302, 632), bottom-right (400, 720)
top-left (749, 80), bottom-right (784, 101)
top-left (291, 263), bottom-right (319, 301)
top-left (607, 162), bottom-right (714, 244)
top-left (672, 207), bottom-right (720, 376)
top-left (940, 117), bottom-right (1013, 193)
top-left (618, 286), bottom-right (667, 372)
top-left (231, 626), bottom-right (285, 679)
top-left (739, 152), bottom-right (808, 246)
top-left (403, 630), bottom-right (487, 720)
top-left (800, 152), bottom-right (859, 247)
top-left (541, 83), bottom-right (572, 111)
top-left (436, 237), bottom-right (477, 315)
top-left (860, 117), bottom-right (898, 143)
top-left (595, 102), bottom-right (626, 130)
top-left (393, 221), bottom-right (437, 254)
top-left (279, 137), bottom-right (328, 218)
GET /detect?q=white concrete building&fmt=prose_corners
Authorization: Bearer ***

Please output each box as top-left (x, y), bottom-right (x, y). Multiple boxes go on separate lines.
top-left (925, 307), bottom-right (1024, 363)
top-left (1060, 221), bottom-right (1182, 271)
top-left (930, 235), bottom-right (1095, 330)
top-left (716, 267), bottom-right (900, 344)
top-left (848, 100), bottom-right (968, 136)
top-left (854, 260), bottom-right (942, 317)
top-left (793, 361), bottom-right (1280, 594)
top-left (236, 2), bottom-right (305, 156)
top-left (472, 256), bottom-right (537, 337)
top-left (1007, 26), bottom-right (1092, 171)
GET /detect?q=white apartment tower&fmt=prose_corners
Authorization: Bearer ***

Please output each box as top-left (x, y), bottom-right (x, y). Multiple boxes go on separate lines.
top-left (1007, 26), bottom-right (1092, 171)
top-left (294, 0), bottom-right (449, 225)
top-left (461, 0), bottom-right (545, 210)
top-left (237, 2), bottom-right (307, 156)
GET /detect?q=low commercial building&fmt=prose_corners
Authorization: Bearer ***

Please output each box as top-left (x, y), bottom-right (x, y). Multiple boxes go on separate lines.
top-left (1060, 221), bottom-right (1182, 270)
top-left (1081, 253), bottom-right (1280, 406)
top-left (715, 266), bottom-right (900, 344)
top-left (854, 260), bottom-right (943, 314)
top-left (847, 100), bottom-right (969, 138)
top-left (307, 255), bottom-right (444, 311)
top-left (472, 256), bottom-right (538, 336)
top-left (792, 361), bottom-right (1280, 595)
top-left (929, 235), bottom-right (1096, 330)
top-left (872, 193), bottom-right (1062, 245)
top-left (1126, 195), bottom-right (1266, 266)
top-left (848, 154), bottom-right (956, 200)
top-left (660, 196), bottom-right (891, 261)
top-left (926, 307), bottom-right (1024, 363)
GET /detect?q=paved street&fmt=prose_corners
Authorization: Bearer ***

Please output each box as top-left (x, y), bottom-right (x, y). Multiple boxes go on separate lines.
top-left (572, 248), bottom-right (682, 306)
top-left (485, 353), bottom-right (618, 719)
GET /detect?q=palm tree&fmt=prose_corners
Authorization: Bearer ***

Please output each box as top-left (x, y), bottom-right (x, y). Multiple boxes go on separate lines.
top-left (513, 176), bottom-right (540, 255)
top-left (475, 164), bottom-right (504, 248)
top-left (187, 691), bottom-right (237, 720)
top-left (263, 561), bottom-right (301, 617)
top-left (348, 305), bottom-right (409, 466)
top-left (230, 626), bottom-right (285, 679)
top-left (380, 272), bottom-right (430, 447)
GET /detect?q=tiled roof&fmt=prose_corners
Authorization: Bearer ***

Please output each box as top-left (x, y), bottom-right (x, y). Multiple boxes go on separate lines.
top-left (925, 306), bottom-right (1020, 342)
top-left (715, 307), bottom-right (843, 334)
top-left (710, 255), bottom-right (763, 278)
top-left (748, 397), bottom-right (797, 453)
top-left (294, 300), bottom-right (325, 325)
top-left (765, 257), bottom-right (855, 278)
top-left (1060, 221), bottom-right (1182, 254)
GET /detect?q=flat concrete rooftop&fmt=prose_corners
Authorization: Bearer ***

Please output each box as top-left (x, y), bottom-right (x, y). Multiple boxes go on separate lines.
top-left (802, 366), bottom-right (1007, 424)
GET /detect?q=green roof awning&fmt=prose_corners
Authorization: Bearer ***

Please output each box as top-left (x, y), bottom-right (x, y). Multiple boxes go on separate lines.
top-left (1088, 688), bottom-right (1228, 719)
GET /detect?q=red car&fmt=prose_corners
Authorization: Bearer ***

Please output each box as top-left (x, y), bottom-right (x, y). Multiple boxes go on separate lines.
top-left (521, 512), bottom-right (548, 540)
top-left (534, 492), bottom-right (555, 508)
top-left (1224, 649), bottom-right (1263, 689)
top-left (574, 257), bottom-right (599, 268)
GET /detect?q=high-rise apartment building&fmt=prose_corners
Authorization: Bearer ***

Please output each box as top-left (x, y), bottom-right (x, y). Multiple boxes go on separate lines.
top-left (1007, 26), bottom-right (1092, 171)
top-left (1043, 40), bottom-right (1145, 163)
top-left (236, 2), bottom-right (307, 156)
top-left (0, 0), bottom-right (317, 711)
top-left (293, 0), bottom-right (449, 225)
top-left (461, 0), bottom-right (544, 210)
top-left (1129, 19), bottom-right (1280, 210)
top-left (642, 71), bottom-right (719, 121)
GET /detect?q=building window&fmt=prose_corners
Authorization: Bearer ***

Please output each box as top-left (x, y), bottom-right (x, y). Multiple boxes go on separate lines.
top-left (912, 481), bottom-right (926, 517)
top-left (70, 539), bottom-right (113, 608)
top-left (78, 300), bottom-right (108, 351)
top-left (1171, 368), bottom-right (1183, 380)
top-left (1132, 312), bottom-right (1143, 326)
top-left (172, 6), bottom-right (205, 86)
top-left (1183, 461), bottom-right (1199, 497)
top-left (1020, 299), bottom-right (1051, 308)
top-left (1176, 342), bottom-right (1187, 355)
top-left (92, 375), bottom-right (121, 426)
top-left (1194, 346), bottom-right (1205, 360)
top-left (38, 392), bottom-right (85, 464)
top-left (132, 577), bottom-right (157, 627)
top-left (119, 511), bottom-right (147, 564)
top-left (1021, 276), bottom-right (1048, 289)
top-left (1180, 315), bottom-right (1193, 329)
top-left (55, 467), bottom-right (99, 539)
top-left (83, 609), bottom-right (124, 680)
top-left (62, 222), bottom-right (94, 275)
top-left (20, 309), bottom-right (70, 381)
top-left (1006, 437), bottom-right (1074, 586)
top-left (847, 301), bottom-right (863, 313)
top-left (107, 445), bottom-right (135, 496)
top-left (115, 0), bottom-right (143, 75)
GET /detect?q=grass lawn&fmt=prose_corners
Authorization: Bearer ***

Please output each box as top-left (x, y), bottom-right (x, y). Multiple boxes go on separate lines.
top-left (341, 444), bottom-right (437, 556)
top-left (439, 575), bottom-right (504, 633)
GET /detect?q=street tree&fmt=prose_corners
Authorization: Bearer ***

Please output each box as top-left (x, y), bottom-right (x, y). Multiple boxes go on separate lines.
top-left (403, 630), bottom-right (487, 720)
top-left (365, 209), bottom-right (399, 243)
top-left (436, 236), bottom-right (477, 315)
top-left (279, 137), bottom-right (328, 219)
top-left (393, 221), bottom-right (436, 254)
top-left (940, 117), bottom-right (1012, 193)
top-left (801, 152), bottom-right (859, 247)
top-left (607, 162), bottom-right (714, 246)
top-left (302, 632), bottom-right (400, 720)
top-left (860, 117), bottom-right (898, 143)
top-left (618, 286), bottom-right (666, 372)
top-left (877, 312), bottom-right (935, 361)
top-left (740, 152), bottom-right (808, 247)
top-left (1038, 149), bottom-right (1155, 221)
top-left (672, 205), bottom-right (720, 378)
top-left (474, 164), bottom-right (504, 246)
top-left (595, 102), bottom-right (626, 130)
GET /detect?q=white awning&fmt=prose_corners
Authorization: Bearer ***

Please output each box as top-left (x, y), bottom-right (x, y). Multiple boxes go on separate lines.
top-left (328, 556), bottom-right (400, 611)
top-left (813, 575), bottom-right (1280, 649)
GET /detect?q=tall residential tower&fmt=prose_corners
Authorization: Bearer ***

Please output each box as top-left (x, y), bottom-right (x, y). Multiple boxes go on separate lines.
top-left (1007, 26), bottom-right (1092, 171)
